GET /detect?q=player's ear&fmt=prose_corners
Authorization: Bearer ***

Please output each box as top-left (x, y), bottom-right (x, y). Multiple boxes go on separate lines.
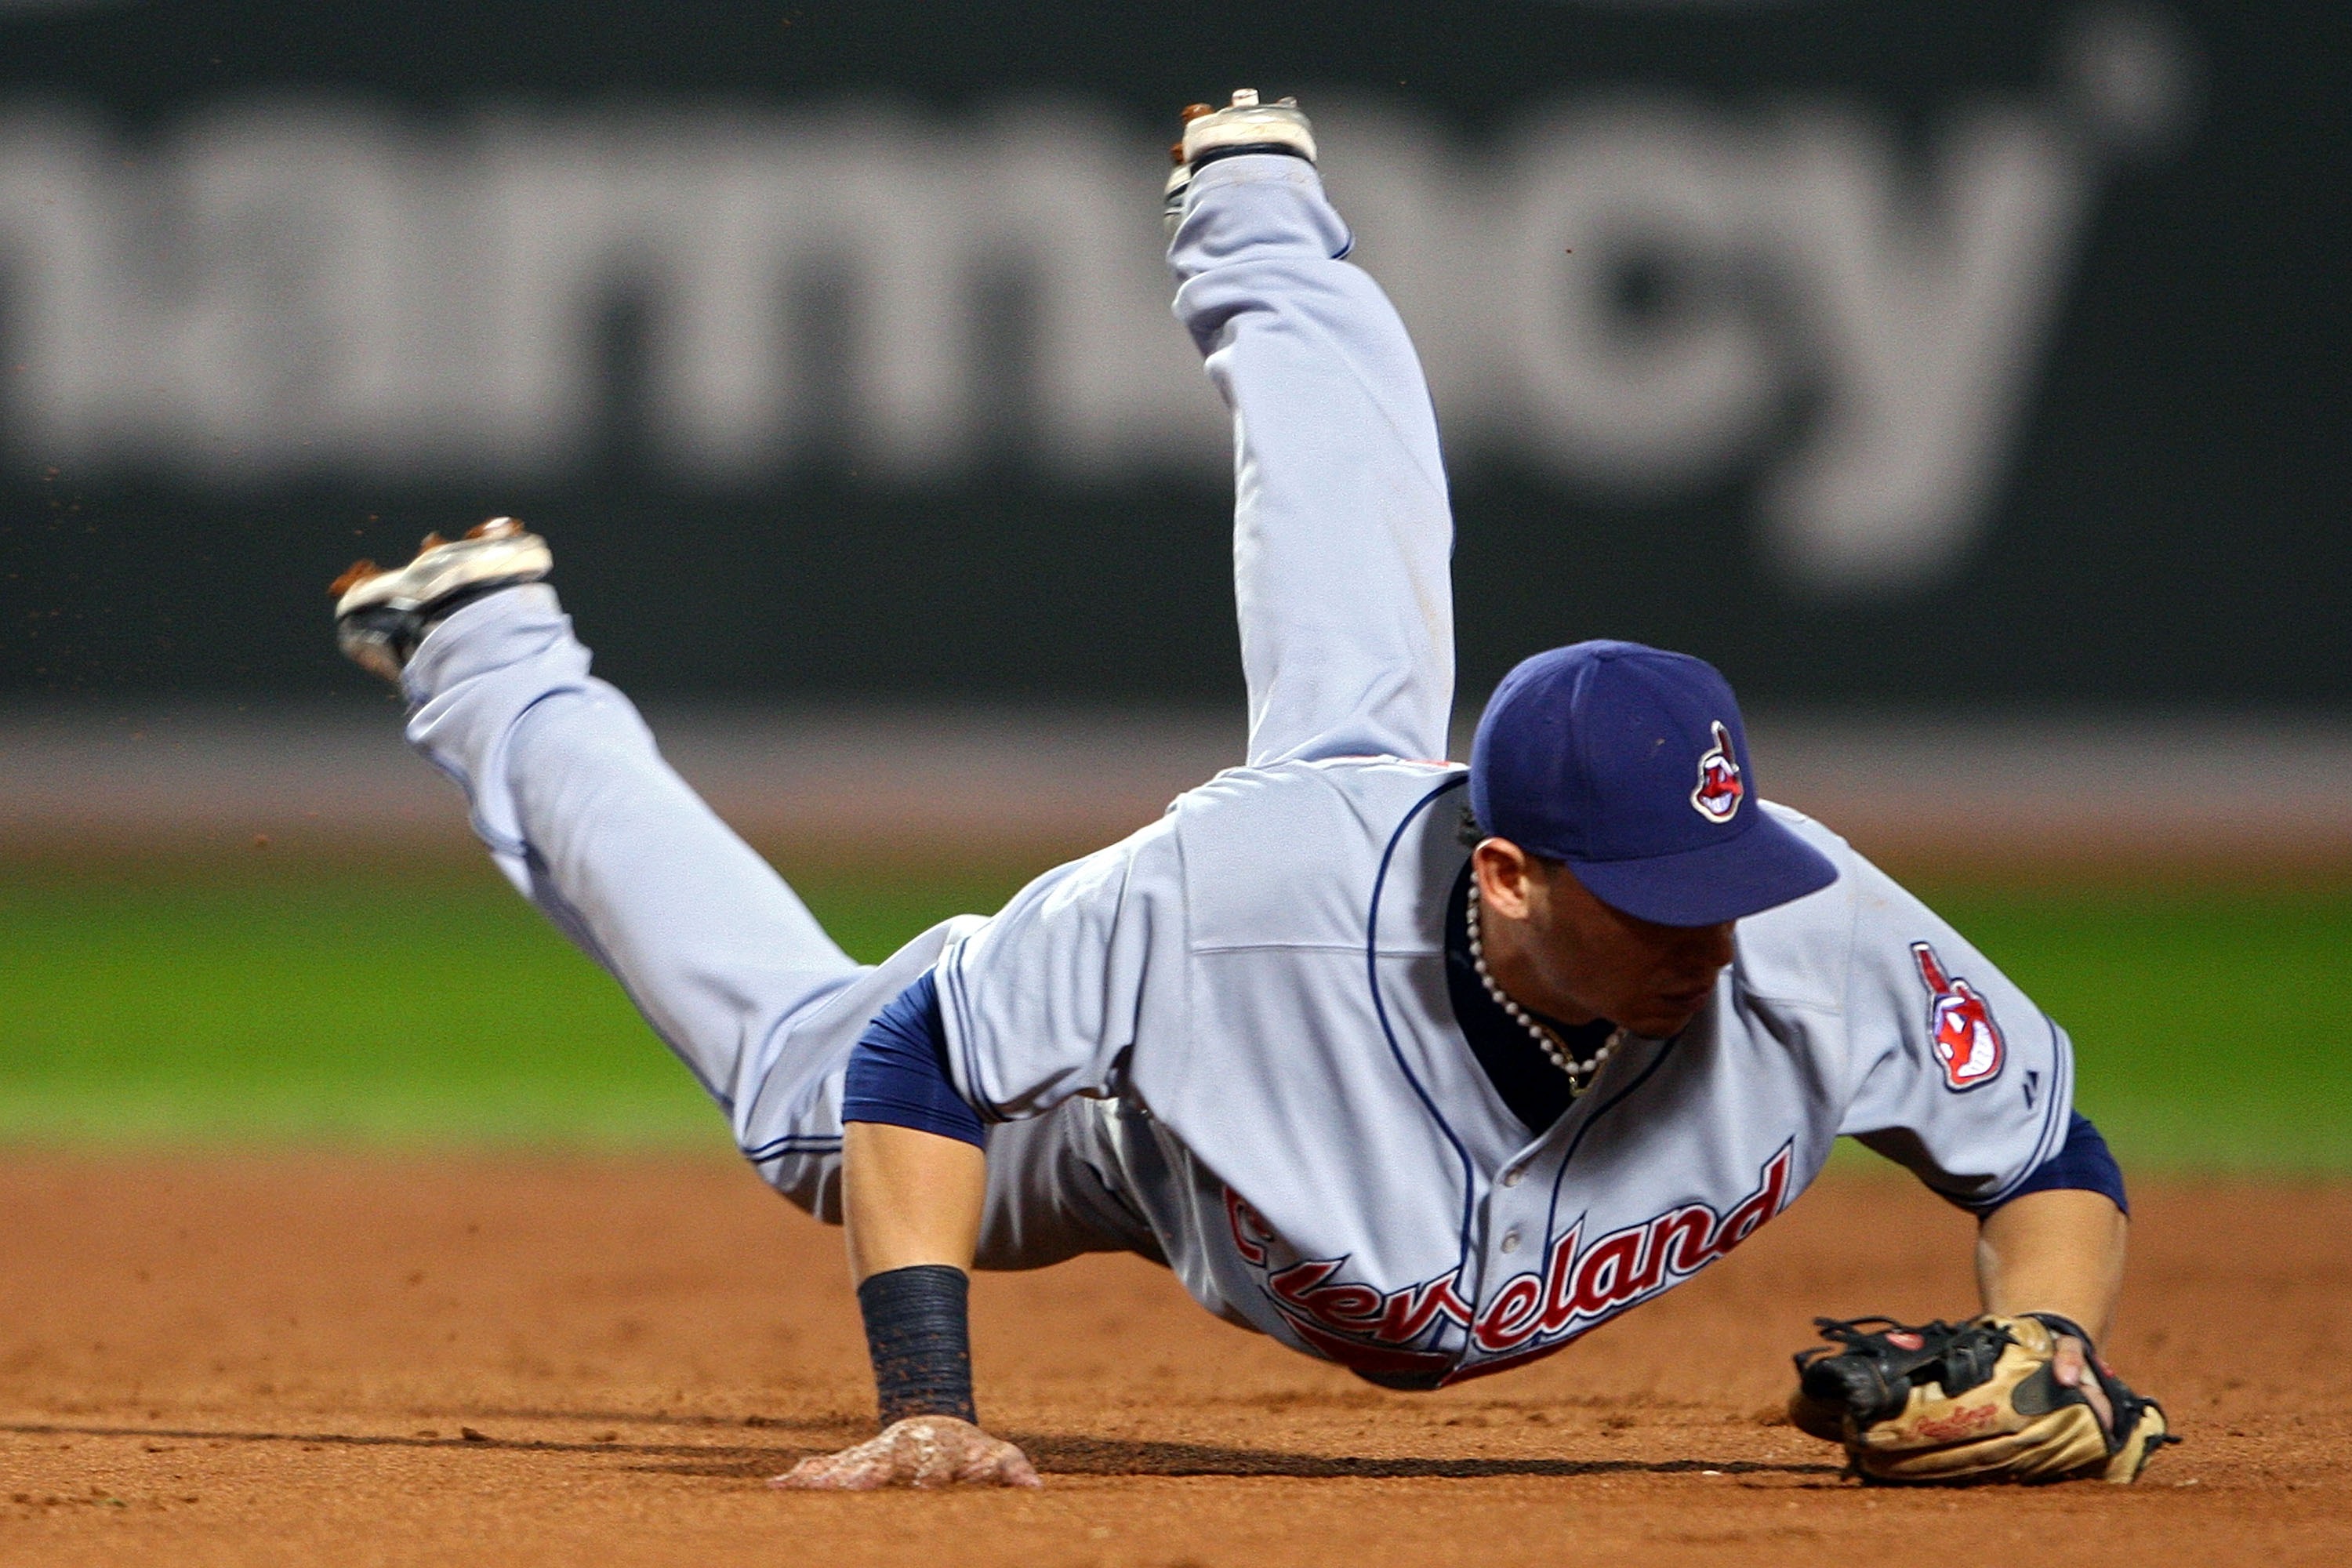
top-left (1472, 838), bottom-right (1539, 921)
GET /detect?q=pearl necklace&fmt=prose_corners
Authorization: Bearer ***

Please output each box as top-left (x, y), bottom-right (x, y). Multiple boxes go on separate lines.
top-left (1465, 880), bottom-right (1625, 1097)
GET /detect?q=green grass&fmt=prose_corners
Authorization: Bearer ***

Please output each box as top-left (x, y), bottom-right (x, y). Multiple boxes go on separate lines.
top-left (0, 862), bottom-right (1032, 1148)
top-left (1, 864), bottom-right (2344, 1166)
top-left (1918, 884), bottom-right (2352, 1171)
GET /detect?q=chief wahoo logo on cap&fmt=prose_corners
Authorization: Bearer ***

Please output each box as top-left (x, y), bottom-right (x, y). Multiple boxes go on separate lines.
top-left (1690, 720), bottom-right (1744, 823)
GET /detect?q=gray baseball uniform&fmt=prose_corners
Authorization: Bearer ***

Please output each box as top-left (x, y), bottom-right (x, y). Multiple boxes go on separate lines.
top-left (399, 154), bottom-right (2082, 1389)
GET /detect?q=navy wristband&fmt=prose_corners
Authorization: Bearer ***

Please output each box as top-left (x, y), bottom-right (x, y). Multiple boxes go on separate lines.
top-left (856, 1264), bottom-right (978, 1428)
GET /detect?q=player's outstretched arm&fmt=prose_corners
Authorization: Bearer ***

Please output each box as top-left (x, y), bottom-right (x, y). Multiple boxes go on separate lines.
top-left (771, 1123), bottom-right (1040, 1491)
top-left (1976, 1187), bottom-right (2129, 1427)
top-left (1788, 869), bottom-right (2170, 1483)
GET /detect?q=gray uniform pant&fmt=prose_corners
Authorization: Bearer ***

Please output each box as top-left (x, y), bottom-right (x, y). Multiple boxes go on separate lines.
top-left (397, 152), bottom-right (1454, 1264)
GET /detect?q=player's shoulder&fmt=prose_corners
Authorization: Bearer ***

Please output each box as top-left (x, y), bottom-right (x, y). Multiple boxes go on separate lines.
top-left (1729, 800), bottom-right (1871, 1011)
top-left (1170, 756), bottom-right (1466, 951)
top-left (1754, 797), bottom-right (1857, 869)
top-left (1179, 751), bottom-right (1463, 802)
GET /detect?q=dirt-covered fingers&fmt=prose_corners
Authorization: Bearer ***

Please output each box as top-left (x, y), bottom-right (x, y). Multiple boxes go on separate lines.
top-left (770, 1416), bottom-right (1043, 1491)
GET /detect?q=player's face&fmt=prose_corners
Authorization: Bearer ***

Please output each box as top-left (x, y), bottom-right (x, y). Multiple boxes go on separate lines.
top-left (1512, 856), bottom-right (1736, 1039)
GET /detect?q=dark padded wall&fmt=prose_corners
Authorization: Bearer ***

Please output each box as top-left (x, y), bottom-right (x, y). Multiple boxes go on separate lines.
top-left (0, 2), bottom-right (2341, 705)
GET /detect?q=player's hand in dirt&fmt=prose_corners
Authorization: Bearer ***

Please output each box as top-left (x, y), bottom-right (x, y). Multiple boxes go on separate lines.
top-left (770, 1415), bottom-right (1043, 1491)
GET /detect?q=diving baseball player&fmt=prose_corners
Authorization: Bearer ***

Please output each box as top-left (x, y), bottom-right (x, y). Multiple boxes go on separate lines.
top-left (329, 92), bottom-right (2169, 1490)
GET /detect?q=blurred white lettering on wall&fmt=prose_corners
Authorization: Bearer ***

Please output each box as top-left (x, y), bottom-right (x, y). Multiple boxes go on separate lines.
top-left (0, 9), bottom-right (2191, 590)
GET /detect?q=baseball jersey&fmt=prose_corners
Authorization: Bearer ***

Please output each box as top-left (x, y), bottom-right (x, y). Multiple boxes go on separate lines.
top-left (920, 756), bottom-right (2074, 1388)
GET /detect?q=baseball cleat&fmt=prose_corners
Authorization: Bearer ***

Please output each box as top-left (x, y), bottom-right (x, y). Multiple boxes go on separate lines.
top-left (331, 517), bottom-right (551, 681)
top-left (1164, 89), bottom-right (1316, 233)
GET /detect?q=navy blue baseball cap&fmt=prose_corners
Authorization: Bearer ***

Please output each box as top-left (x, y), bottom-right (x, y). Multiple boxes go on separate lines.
top-left (1468, 641), bottom-right (1838, 927)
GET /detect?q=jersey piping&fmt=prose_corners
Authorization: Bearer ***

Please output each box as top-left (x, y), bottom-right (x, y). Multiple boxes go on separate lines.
top-left (1363, 773), bottom-right (1482, 1283)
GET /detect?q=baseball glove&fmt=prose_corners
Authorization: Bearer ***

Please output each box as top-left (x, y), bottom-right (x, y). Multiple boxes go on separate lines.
top-left (1787, 1312), bottom-right (2174, 1484)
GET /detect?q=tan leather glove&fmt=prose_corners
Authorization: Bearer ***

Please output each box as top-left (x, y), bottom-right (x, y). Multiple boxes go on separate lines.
top-left (1788, 1312), bottom-right (2174, 1484)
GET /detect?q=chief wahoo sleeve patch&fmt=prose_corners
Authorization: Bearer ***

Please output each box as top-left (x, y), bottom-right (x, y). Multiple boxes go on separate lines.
top-left (1911, 942), bottom-right (2007, 1090)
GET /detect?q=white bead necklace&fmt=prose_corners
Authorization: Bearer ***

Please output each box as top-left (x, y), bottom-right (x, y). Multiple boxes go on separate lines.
top-left (1465, 879), bottom-right (1624, 1097)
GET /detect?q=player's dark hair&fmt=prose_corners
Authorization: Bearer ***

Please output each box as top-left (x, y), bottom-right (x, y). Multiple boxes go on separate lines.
top-left (1457, 806), bottom-right (1563, 871)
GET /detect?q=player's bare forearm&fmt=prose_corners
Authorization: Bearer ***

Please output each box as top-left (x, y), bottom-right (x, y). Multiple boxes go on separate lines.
top-left (1976, 1188), bottom-right (2130, 1432)
top-left (1975, 1187), bottom-right (2126, 1340)
top-left (775, 1123), bottom-right (1038, 1490)
top-left (842, 1120), bottom-right (987, 1281)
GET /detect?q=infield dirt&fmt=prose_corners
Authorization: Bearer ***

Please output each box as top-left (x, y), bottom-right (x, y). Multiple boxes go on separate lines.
top-left (0, 1156), bottom-right (2339, 1567)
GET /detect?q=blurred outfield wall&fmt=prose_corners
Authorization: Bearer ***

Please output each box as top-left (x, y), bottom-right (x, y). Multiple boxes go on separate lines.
top-left (4, 703), bottom-right (2346, 875)
top-left (0, 1), bottom-right (2343, 710)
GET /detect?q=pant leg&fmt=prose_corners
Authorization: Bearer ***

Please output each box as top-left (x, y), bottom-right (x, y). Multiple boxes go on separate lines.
top-left (401, 585), bottom-right (863, 1145)
top-left (1170, 153), bottom-right (1456, 768)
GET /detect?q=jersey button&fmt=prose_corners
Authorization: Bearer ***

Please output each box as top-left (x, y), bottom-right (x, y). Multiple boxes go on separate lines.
top-left (1501, 1167), bottom-right (1525, 1189)
top-left (1499, 1228), bottom-right (1522, 1254)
